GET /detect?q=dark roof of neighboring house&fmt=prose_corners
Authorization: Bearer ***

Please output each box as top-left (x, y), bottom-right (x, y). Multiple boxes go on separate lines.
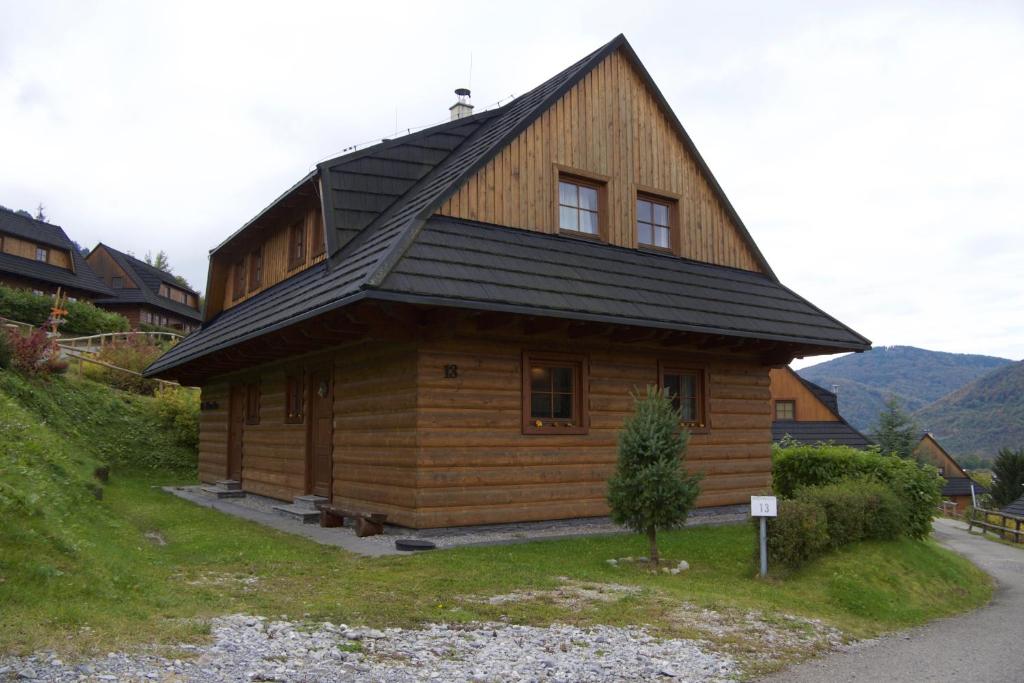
top-left (0, 207), bottom-right (112, 296)
top-left (145, 34), bottom-right (871, 378)
top-left (1002, 494), bottom-right (1024, 517)
top-left (92, 244), bottom-right (201, 322)
top-left (772, 420), bottom-right (874, 448)
top-left (797, 375), bottom-right (840, 414)
top-left (942, 477), bottom-right (986, 497)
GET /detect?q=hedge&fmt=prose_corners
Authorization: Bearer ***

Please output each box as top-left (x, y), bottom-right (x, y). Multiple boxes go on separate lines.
top-left (0, 284), bottom-right (128, 336)
top-left (758, 499), bottom-right (830, 571)
top-left (773, 443), bottom-right (944, 539)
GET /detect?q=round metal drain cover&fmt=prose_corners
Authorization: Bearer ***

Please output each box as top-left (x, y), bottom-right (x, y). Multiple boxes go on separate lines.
top-left (395, 539), bottom-right (436, 551)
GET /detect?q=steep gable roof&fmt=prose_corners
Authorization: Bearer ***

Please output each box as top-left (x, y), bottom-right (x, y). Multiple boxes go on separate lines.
top-left (92, 244), bottom-right (201, 322)
top-left (0, 207), bottom-right (112, 296)
top-left (146, 35), bottom-right (870, 380)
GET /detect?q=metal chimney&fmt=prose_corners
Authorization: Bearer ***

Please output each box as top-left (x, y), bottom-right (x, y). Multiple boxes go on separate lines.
top-left (449, 88), bottom-right (474, 120)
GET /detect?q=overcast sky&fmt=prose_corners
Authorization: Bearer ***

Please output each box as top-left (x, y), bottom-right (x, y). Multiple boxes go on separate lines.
top-left (1, 1), bottom-right (1021, 367)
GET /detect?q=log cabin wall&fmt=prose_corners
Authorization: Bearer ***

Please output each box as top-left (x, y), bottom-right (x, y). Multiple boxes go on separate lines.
top-left (437, 49), bottom-right (763, 272)
top-left (768, 368), bottom-right (839, 422)
top-left (239, 368), bottom-right (310, 500)
top-left (198, 382), bottom-right (229, 484)
top-left (412, 324), bottom-right (772, 528)
top-left (1, 233), bottom-right (73, 270)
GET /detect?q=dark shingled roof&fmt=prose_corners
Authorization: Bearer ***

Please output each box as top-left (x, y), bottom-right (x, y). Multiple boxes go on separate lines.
top-left (0, 207), bottom-right (112, 296)
top-left (942, 477), bottom-right (986, 497)
top-left (1002, 494), bottom-right (1024, 517)
top-left (146, 34), bottom-right (871, 379)
top-left (92, 244), bottom-right (202, 322)
top-left (798, 376), bottom-right (840, 414)
top-left (772, 420), bottom-right (874, 448)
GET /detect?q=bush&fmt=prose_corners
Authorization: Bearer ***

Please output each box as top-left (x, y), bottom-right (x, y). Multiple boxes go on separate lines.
top-left (0, 284), bottom-right (128, 336)
top-left (759, 499), bottom-right (830, 571)
top-left (150, 386), bottom-right (199, 451)
top-left (0, 330), bottom-right (10, 369)
top-left (89, 337), bottom-right (164, 394)
top-left (796, 478), bottom-right (906, 547)
top-left (4, 328), bottom-right (56, 375)
top-left (773, 443), bottom-right (943, 539)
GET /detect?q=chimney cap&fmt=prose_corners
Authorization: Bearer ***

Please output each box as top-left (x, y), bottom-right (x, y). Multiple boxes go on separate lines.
top-left (455, 87), bottom-right (471, 98)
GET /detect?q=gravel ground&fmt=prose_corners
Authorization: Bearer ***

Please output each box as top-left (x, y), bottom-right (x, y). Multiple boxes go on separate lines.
top-left (0, 616), bottom-right (735, 682)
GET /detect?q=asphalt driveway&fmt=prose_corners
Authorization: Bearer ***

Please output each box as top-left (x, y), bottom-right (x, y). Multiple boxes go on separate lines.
top-left (760, 517), bottom-right (1024, 682)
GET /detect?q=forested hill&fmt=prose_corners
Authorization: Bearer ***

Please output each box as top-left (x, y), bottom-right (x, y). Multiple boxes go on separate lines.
top-left (798, 346), bottom-right (1012, 432)
top-left (914, 361), bottom-right (1024, 458)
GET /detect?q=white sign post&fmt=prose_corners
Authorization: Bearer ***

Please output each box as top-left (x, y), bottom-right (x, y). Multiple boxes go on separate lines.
top-left (751, 496), bottom-right (778, 578)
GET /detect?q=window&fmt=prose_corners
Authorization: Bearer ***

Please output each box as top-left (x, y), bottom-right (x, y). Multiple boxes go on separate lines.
top-left (32, 289), bottom-right (44, 296)
top-left (285, 373), bottom-right (304, 424)
top-left (141, 310), bottom-right (152, 324)
top-left (232, 258), bottom-right (246, 301)
top-left (522, 352), bottom-right (588, 434)
top-left (245, 382), bottom-right (261, 425)
top-left (159, 283), bottom-right (169, 297)
top-left (660, 364), bottom-right (707, 430)
top-left (775, 400), bottom-right (795, 421)
top-left (311, 215), bottom-right (325, 257)
top-left (67, 296), bottom-right (77, 303)
top-left (637, 195), bottom-right (673, 250)
top-left (35, 247), bottom-right (48, 262)
top-left (558, 177), bottom-right (601, 237)
top-left (112, 276), bottom-right (123, 289)
top-left (288, 220), bottom-right (306, 270)
top-left (248, 247), bottom-right (263, 292)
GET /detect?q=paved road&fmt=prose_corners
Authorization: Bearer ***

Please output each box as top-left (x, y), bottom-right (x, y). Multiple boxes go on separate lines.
top-left (760, 518), bottom-right (1024, 682)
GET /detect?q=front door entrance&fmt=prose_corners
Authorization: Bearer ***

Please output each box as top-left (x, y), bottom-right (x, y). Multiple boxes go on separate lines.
top-left (307, 367), bottom-right (334, 499)
top-left (227, 383), bottom-right (245, 481)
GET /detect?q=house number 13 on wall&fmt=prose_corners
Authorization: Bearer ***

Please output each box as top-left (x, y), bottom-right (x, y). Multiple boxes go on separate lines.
top-left (444, 364), bottom-right (458, 379)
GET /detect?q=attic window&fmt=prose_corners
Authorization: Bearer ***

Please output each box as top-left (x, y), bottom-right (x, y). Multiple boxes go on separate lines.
top-left (112, 276), bottom-right (123, 289)
top-left (248, 247), bottom-right (263, 292)
top-left (35, 247), bottom-right (48, 262)
top-left (558, 176), bottom-right (602, 238)
top-left (232, 258), bottom-right (246, 301)
top-left (775, 400), bottom-right (795, 421)
top-left (311, 214), bottom-right (325, 258)
top-left (288, 220), bottom-right (306, 270)
top-left (637, 195), bottom-right (674, 250)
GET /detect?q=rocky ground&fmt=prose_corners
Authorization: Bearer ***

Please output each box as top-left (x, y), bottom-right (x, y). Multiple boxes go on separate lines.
top-left (0, 615), bottom-right (736, 682)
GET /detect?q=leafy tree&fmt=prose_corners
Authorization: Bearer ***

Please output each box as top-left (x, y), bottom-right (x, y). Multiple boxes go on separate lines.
top-left (608, 386), bottom-right (702, 565)
top-left (145, 250), bottom-right (172, 273)
top-left (989, 447), bottom-right (1024, 508)
top-left (873, 396), bottom-right (919, 458)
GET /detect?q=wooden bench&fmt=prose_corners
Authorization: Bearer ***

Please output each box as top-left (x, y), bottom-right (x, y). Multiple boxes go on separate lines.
top-left (319, 506), bottom-right (388, 537)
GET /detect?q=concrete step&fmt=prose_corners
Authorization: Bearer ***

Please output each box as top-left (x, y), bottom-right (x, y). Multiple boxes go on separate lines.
top-left (292, 494), bottom-right (328, 510)
top-left (216, 480), bottom-right (242, 491)
top-left (201, 484), bottom-right (245, 499)
top-left (272, 503), bottom-right (322, 524)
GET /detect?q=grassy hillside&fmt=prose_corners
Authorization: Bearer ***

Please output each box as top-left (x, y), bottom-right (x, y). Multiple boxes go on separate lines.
top-left (799, 346), bottom-right (1012, 432)
top-left (914, 361), bottom-right (1024, 458)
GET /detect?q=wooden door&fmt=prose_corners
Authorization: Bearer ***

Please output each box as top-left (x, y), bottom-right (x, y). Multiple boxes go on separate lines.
top-left (227, 384), bottom-right (246, 481)
top-left (307, 367), bottom-right (334, 499)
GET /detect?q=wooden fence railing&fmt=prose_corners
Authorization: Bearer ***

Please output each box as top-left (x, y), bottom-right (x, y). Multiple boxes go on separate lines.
top-left (967, 507), bottom-right (1024, 544)
top-left (60, 330), bottom-right (183, 349)
top-left (60, 347), bottom-right (180, 388)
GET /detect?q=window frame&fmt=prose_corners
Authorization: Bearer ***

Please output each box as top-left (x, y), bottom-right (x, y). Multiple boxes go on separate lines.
top-left (657, 361), bottom-right (709, 433)
top-left (232, 258), bottom-right (246, 301)
top-left (285, 372), bottom-right (305, 424)
top-left (311, 214), bottom-right (326, 258)
top-left (635, 190), bottom-right (678, 253)
top-left (287, 220), bottom-right (307, 271)
top-left (111, 276), bottom-right (123, 289)
top-left (774, 399), bottom-right (796, 421)
top-left (248, 246), bottom-right (263, 293)
top-left (521, 350), bottom-right (589, 435)
top-left (554, 166), bottom-right (608, 242)
top-left (35, 246), bottom-right (49, 263)
top-left (245, 381), bottom-right (261, 425)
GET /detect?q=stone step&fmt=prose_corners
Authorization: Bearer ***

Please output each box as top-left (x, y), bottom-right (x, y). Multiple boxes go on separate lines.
top-left (292, 494), bottom-right (329, 511)
top-left (201, 484), bottom-right (246, 499)
top-left (272, 504), bottom-right (322, 524)
top-left (216, 480), bottom-right (242, 491)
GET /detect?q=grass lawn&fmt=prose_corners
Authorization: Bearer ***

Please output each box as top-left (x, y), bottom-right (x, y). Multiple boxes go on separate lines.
top-left (0, 371), bottom-right (996, 676)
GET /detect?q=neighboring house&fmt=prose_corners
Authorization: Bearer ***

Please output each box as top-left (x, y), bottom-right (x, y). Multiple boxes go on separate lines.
top-left (145, 35), bottom-right (871, 528)
top-left (86, 244), bottom-right (202, 333)
top-left (769, 367), bottom-right (872, 448)
top-left (1002, 494), bottom-right (1024, 517)
top-left (913, 433), bottom-right (986, 513)
top-left (0, 206), bottom-right (112, 302)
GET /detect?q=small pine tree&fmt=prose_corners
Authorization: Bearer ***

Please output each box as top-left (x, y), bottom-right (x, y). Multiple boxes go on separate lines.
top-left (608, 386), bottom-right (702, 566)
top-left (989, 447), bottom-right (1024, 508)
top-left (873, 396), bottom-right (918, 458)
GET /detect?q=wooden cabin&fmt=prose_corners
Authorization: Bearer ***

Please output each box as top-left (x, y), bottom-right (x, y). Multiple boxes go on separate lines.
top-left (0, 206), bottom-right (112, 302)
top-left (913, 433), bottom-right (985, 513)
top-left (145, 35), bottom-right (871, 528)
top-left (86, 244), bottom-right (202, 332)
top-left (769, 367), bottom-right (872, 448)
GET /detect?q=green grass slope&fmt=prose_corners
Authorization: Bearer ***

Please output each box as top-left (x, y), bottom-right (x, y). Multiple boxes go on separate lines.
top-left (914, 361), bottom-right (1024, 458)
top-left (799, 346), bottom-right (1012, 432)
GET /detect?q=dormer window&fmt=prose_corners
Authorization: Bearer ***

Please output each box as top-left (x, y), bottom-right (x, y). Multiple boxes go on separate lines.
top-left (35, 247), bottom-right (48, 262)
top-left (637, 195), bottom-right (673, 250)
top-left (112, 276), bottom-right (123, 289)
top-left (248, 247), bottom-right (263, 292)
top-left (558, 176), bottom-right (601, 237)
top-left (288, 220), bottom-right (306, 270)
top-left (232, 258), bottom-right (246, 301)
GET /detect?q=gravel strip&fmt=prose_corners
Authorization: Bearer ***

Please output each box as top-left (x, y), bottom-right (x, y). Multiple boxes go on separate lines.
top-left (0, 615), bottom-right (735, 682)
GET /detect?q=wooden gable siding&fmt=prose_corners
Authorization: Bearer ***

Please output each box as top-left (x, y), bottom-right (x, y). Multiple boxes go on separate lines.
top-left (217, 206), bottom-right (326, 313)
top-left (411, 328), bottom-right (771, 528)
top-left (1, 233), bottom-right (72, 269)
top-left (437, 49), bottom-right (763, 272)
top-left (768, 368), bottom-right (838, 422)
top-left (914, 435), bottom-right (964, 479)
top-left (86, 247), bottom-right (138, 288)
